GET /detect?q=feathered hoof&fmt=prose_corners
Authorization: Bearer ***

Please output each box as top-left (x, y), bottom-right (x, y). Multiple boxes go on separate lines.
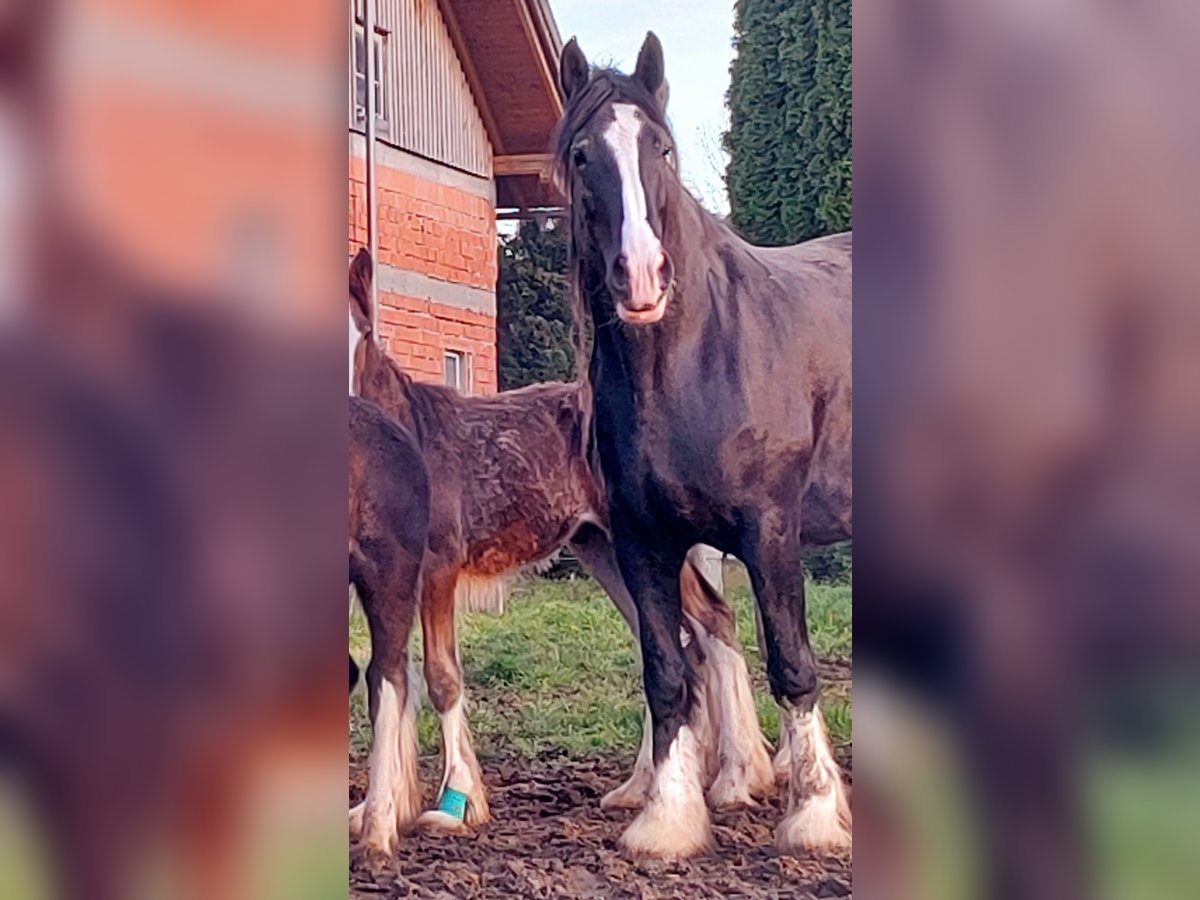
top-left (775, 793), bottom-right (852, 856)
top-left (600, 771), bottom-right (652, 811)
top-left (707, 768), bottom-right (761, 812)
top-left (618, 800), bottom-right (713, 860)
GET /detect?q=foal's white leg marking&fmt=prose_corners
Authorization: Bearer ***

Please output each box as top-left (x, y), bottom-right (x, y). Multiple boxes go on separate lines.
top-left (360, 677), bottom-right (420, 856)
top-left (603, 104), bottom-right (666, 315)
top-left (702, 630), bottom-right (775, 809)
top-left (417, 696), bottom-right (490, 830)
top-left (601, 702), bottom-right (655, 810)
top-left (619, 724), bottom-right (713, 859)
top-left (775, 704), bottom-right (852, 854)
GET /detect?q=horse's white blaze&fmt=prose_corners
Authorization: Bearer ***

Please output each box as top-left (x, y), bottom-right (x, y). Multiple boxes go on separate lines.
top-left (361, 677), bottom-right (420, 853)
top-left (603, 104), bottom-right (665, 314)
top-left (619, 724), bottom-right (712, 859)
top-left (776, 705), bottom-right (852, 853)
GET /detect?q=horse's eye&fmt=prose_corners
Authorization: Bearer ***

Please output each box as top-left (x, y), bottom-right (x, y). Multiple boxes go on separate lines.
top-left (573, 148), bottom-right (587, 168)
top-left (663, 145), bottom-right (673, 160)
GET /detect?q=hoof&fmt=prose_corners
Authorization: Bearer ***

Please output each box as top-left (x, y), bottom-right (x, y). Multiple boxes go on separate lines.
top-left (775, 794), bottom-right (852, 855)
top-left (601, 772), bottom-right (652, 811)
top-left (619, 803), bottom-right (713, 860)
top-left (617, 725), bottom-right (712, 860)
top-left (707, 769), bottom-right (760, 811)
top-left (351, 841), bottom-right (396, 877)
top-left (415, 809), bottom-right (470, 834)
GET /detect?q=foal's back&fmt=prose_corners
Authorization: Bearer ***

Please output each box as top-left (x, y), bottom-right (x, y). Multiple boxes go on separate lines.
top-left (394, 378), bottom-right (599, 577)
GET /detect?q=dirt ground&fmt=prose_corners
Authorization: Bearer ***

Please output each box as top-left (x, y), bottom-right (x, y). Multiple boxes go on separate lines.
top-left (349, 753), bottom-right (851, 899)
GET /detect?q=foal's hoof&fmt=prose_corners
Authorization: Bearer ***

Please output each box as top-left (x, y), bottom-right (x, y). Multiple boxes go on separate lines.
top-left (775, 797), bottom-right (852, 856)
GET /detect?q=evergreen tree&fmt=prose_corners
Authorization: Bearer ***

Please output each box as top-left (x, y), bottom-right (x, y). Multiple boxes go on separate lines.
top-left (496, 220), bottom-right (574, 390)
top-left (725, 0), bottom-right (851, 245)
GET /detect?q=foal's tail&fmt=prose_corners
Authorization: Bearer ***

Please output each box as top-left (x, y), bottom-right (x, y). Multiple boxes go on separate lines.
top-left (349, 247), bottom-right (374, 336)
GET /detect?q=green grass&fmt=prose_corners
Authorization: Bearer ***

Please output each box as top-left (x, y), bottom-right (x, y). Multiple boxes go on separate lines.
top-left (350, 567), bottom-right (851, 762)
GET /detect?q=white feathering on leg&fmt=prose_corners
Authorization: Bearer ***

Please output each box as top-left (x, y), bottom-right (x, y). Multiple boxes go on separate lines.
top-left (702, 631), bottom-right (775, 808)
top-left (775, 704), bottom-right (851, 854)
top-left (619, 725), bottom-right (713, 860)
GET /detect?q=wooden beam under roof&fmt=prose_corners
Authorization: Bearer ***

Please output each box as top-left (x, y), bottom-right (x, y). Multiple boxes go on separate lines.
top-left (493, 153), bottom-right (555, 178)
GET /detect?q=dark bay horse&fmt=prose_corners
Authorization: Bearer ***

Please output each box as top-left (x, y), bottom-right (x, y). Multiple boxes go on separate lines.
top-left (348, 249), bottom-right (774, 834)
top-left (556, 33), bottom-right (853, 858)
top-left (348, 396), bottom-right (429, 861)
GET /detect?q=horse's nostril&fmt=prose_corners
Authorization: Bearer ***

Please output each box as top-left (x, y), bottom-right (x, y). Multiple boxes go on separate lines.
top-left (659, 251), bottom-right (674, 289)
top-left (610, 255), bottom-right (629, 288)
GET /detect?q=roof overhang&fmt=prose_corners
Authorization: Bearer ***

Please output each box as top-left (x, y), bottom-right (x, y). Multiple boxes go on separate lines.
top-left (437, 0), bottom-right (567, 213)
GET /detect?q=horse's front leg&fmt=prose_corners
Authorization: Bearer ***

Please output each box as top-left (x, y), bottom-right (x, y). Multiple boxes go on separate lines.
top-left (568, 526), bottom-right (657, 811)
top-left (613, 532), bottom-right (713, 860)
top-left (744, 522), bottom-right (851, 854)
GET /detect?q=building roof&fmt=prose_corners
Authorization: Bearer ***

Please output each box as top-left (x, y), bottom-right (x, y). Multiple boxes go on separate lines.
top-left (437, 0), bottom-right (566, 213)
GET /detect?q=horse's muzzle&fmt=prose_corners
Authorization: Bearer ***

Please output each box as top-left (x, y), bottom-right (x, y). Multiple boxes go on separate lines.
top-left (613, 250), bottom-right (674, 324)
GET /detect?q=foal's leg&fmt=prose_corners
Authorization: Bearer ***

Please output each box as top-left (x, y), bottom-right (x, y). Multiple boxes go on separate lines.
top-left (613, 534), bottom-right (713, 860)
top-left (415, 564), bottom-right (489, 832)
top-left (745, 527), bottom-right (851, 853)
top-left (354, 564), bottom-right (421, 861)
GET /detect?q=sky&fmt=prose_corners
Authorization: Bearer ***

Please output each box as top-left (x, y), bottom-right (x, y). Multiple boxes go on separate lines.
top-left (549, 0), bottom-right (736, 215)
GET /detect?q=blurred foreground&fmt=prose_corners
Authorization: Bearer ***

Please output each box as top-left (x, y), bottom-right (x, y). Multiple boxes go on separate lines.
top-left (0, 3), bottom-right (346, 899)
top-left (855, 2), bottom-right (1200, 899)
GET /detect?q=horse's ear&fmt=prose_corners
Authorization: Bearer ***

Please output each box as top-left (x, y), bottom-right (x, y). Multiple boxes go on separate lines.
top-left (349, 248), bottom-right (373, 334)
top-left (634, 32), bottom-right (666, 107)
top-left (560, 37), bottom-right (589, 102)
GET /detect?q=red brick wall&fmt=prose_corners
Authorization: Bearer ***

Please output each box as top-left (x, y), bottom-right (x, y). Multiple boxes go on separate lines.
top-left (349, 155), bottom-right (497, 394)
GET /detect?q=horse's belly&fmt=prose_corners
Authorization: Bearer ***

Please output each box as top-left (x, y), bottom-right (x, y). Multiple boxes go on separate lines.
top-left (463, 521), bottom-right (567, 578)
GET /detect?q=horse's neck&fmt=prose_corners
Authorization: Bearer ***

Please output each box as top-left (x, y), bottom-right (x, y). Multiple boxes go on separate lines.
top-left (363, 341), bottom-right (422, 431)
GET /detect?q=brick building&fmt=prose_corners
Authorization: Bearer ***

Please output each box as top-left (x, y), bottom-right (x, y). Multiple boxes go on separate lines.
top-left (349, 0), bottom-right (565, 395)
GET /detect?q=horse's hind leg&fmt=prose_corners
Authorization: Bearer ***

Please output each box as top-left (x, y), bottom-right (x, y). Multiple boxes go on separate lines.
top-left (680, 556), bottom-right (774, 810)
top-left (354, 559), bottom-right (421, 862)
top-left (612, 531), bottom-right (712, 860)
top-left (744, 526), bottom-right (851, 854)
top-left (416, 564), bottom-right (489, 832)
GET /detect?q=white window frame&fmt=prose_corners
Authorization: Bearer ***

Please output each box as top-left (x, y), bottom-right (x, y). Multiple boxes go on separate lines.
top-left (352, 6), bottom-right (389, 138)
top-left (443, 349), bottom-right (472, 394)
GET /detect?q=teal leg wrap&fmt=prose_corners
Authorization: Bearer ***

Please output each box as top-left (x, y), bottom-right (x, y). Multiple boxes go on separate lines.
top-left (437, 786), bottom-right (468, 822)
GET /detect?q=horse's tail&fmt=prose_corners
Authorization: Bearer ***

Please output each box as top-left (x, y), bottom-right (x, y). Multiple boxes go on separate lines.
top-left (349, 247), bottom-right (374, 336)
